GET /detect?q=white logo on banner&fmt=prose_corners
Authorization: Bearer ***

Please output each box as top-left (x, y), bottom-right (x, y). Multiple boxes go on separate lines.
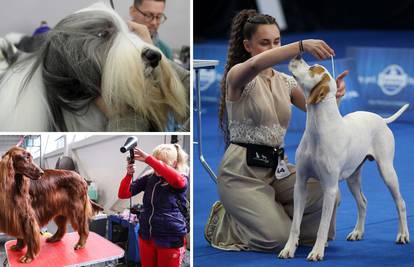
top-left (377, 64), bottom-right (408, 96)
top-left (342, 90), bottom-right (359, 100)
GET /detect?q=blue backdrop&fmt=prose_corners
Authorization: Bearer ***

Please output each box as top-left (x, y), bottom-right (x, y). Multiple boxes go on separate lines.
top-left (347, 47), bottom-right (414, 122)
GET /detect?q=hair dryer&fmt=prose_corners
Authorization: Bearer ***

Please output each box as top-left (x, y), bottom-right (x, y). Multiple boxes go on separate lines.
top-left (120, 136), bottom-right (138, 163)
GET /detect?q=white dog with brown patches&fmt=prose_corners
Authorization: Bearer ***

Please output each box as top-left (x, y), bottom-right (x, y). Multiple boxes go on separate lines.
top-left (278, 55), bottom-right (410, 261)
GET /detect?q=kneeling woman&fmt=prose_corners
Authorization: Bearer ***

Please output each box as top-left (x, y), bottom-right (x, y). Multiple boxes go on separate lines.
top-left (205, 9), bottom-right (347, 252)
top-left (118, 144), bottom-right (189, 267)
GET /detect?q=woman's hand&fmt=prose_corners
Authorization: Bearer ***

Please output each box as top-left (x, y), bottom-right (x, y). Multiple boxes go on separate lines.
top-left (134, 147), bottom-right (149, 162)
top-left (335, 70), bottom-right (349, 100)
top-left (303, 39), bottom-right (335, 60)
top-left (94, 96), bottom-right (111, 119)
top-left (126, 162), bottom-right (135, 175)
top-left (127, 21), bottom-right (153, 45)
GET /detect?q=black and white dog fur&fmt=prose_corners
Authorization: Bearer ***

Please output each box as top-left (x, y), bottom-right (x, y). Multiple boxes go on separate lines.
top-left (0, 3), bottom-right (188, 131)
top-left (0, 37), bottom-right (19, 74)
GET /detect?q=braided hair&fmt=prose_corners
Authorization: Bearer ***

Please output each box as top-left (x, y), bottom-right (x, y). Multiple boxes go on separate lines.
top-left (219, 9), bottom-right (278, 147)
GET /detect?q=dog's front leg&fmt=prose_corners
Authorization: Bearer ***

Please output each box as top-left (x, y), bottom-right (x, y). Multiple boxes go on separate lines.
top-left (19, 212), bottom-right (41, 263)
top-left (278, 174), bottom-right (308, 259)
top-left (307, 179), bottom-right (339, 261)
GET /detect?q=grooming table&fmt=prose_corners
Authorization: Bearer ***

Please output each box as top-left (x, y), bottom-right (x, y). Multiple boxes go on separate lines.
top-left (193, 59), bottom-right (220, 183)
top-left (4, 232), bottom-right (124, 267)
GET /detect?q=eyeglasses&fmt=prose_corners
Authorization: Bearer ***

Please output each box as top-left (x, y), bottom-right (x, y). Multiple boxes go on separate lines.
top-left (135, 6), bottom-right (167, 24)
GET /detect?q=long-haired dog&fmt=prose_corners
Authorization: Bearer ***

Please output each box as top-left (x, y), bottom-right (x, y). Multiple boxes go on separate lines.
top-left (0, 147), bottom-right (103, 263)
top-left (0, 3), bottom-right (188, 131)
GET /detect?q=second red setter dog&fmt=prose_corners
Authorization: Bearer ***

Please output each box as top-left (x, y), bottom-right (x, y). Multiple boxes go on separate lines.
top-left (0, 146), bottom-right (103, 263)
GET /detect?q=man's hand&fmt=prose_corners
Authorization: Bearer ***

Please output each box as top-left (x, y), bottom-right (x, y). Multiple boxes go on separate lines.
top-left (128, 21), bottom-right (153, 45)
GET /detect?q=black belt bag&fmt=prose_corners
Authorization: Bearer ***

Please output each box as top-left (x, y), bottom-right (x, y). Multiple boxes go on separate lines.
top-left (232, 142), bottom-right (284, 169)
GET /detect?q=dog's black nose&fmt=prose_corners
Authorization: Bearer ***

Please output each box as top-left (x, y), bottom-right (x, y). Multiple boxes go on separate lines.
top-left (295, 54), bottom-right (302, 60)
top-left (142, 48), bottom-right (162, 68)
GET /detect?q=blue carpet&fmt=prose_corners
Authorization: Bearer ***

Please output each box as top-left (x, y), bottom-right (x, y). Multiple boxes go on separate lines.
top-left (193, 103), bottom-right (414, 267)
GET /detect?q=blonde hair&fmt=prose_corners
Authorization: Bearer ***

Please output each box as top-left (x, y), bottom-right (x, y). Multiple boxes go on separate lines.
top-left (152, 143), bottom-right (189, 174)
top-left (102, 33), bottom-right (188, 131)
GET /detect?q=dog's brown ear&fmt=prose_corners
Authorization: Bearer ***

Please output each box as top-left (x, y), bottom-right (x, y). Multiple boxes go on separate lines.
top-left (309, 65), bottom-right (326, 77)
top-left (0, 153), bottom-right (14, 184)
top-left (307, 74), bottom-right (331, 105)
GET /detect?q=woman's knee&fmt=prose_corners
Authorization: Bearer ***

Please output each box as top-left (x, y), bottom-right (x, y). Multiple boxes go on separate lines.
top-left (252, 215), bottom-right (291, 244)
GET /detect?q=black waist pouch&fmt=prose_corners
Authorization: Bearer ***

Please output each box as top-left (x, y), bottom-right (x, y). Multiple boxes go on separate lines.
top-left (232, 142), bottom-right (278, 168)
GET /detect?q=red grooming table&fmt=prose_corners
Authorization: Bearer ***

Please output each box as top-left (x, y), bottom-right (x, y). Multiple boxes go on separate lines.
top-left (4, 232), bottom-right (124, 267)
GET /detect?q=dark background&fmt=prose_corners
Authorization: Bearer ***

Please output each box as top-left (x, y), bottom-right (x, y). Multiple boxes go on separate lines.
top-left (194, 0), bottom-right (414, 41)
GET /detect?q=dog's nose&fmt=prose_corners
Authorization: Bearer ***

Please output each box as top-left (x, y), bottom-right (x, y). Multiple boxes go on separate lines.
top-left (40, 169), bottom-right (44, 175)
top-left (142, 48), bottom-right (162, 68)
top-left (295, 54), bottom-right (302, 60)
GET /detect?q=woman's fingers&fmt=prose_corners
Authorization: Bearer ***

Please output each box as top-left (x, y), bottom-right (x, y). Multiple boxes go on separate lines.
top-left (304, 39), bottom-right (335, 60)
top-left (336, 70), bottom-right (349, 81)
top-left (127, 163), bottom-right (135, 175)
top-left (317, 44), bottom-right (333, 59)
top-left (133, 147), bottom-right (149, 161)
top-left (335, 70), bottom-right (349, 99)
top-left (311, 46), bottom-right (324, 60)
top-left (320, 41), bottom-right (335, 57)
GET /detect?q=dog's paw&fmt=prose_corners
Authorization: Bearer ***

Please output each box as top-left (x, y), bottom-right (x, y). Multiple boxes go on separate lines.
top-left (396, 233), bottom-right (410, 244)
top-left (74, 243), bottom-right (86, 250)
top-left (278, 248), bottom-right (295, 259)
top-left (307, 249), bottom-right (324, 261)
top-left (346, 230), bottom-right (364, 241)
top-left (278, 241), bottom-right (297, 259)
top-left (19, 255), bottom-right (33, 263)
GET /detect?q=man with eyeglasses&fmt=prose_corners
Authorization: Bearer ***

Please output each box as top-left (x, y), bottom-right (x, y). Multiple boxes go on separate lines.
top-left (127, 0), bottom-right (190, 131)
top-left (130, 0), bottom-right (173, 60)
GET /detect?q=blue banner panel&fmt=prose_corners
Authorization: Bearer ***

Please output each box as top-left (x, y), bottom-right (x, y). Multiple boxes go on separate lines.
top-left (346, 47), bottom-right (414, 122)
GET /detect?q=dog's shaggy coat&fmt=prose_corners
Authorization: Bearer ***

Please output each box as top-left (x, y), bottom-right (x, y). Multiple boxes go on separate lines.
top-left (0, 3), bottom-right (188, 131)
top-left (0, 147), bottom-right (103, 263)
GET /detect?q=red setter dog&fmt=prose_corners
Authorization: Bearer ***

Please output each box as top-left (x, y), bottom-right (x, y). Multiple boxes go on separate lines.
top-left (0, 147), bottom-right (103, 263)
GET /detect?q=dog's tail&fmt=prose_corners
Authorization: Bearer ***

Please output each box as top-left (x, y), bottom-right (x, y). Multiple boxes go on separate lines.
top-left (384, 104), bottom-right (410, 124)
top-left (90, 200), bottom-right (104, 214)
top-left (85, 197), bottom-right (104, 219)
